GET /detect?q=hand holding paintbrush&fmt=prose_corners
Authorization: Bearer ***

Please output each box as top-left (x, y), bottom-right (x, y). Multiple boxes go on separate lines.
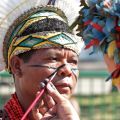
top-left (21, 64), bottom-right (65, 120)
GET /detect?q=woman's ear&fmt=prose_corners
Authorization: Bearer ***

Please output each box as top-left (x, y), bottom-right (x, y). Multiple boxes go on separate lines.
top-left (10, 56), bottom-right (23, 77)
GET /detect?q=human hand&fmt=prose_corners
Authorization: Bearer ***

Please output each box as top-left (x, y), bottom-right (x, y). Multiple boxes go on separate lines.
top-left (32, 82), bottom-right (80, 120)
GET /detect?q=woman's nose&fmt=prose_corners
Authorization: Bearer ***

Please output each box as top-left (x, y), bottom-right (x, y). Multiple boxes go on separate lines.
top-left (57, 64), bottom-right (72, 77)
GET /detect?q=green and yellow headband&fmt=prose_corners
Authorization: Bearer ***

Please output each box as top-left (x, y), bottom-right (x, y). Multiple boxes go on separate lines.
top-left (8, 31), bottom-right (81, 70)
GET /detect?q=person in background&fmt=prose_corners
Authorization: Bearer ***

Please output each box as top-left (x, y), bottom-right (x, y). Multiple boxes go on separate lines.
top-left (0, 0), bottom-right (84, 119)
top-left (77, 0), bottom-right (120, 91)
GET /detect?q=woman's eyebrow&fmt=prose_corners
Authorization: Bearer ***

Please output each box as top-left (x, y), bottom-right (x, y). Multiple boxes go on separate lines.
top-left (45, 51), bottom-right (63, 57)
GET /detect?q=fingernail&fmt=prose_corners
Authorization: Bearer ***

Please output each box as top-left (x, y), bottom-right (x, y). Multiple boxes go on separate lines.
top-left (47, 82), bottom-right (55, 91)
top-left (50, 82), bottom-right (56, 90)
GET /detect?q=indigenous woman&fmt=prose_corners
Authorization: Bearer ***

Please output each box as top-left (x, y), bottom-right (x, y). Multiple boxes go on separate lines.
top-left (0, 0), bottom-right (84, 119)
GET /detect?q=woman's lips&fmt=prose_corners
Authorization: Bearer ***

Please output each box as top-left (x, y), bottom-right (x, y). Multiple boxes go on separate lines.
top-left (55, 83), bottom-right (70, 87)
top-left (52, 77), bottom-right (72, 93)
top-left (55, 86), bottom-right (70, 94)
top-left (54, 82), bottom-right (71, 94)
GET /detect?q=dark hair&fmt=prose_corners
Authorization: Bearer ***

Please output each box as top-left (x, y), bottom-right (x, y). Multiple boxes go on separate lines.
top-left (17, 50), bottom-right (36, 63)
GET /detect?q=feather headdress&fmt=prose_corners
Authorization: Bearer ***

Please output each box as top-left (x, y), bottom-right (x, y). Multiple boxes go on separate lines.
top-left (77, 0), bottom-right (120, 86)
top-left (0, 0), bottom-right (84, 72)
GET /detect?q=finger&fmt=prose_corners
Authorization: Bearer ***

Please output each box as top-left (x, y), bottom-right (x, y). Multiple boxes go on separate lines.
top-left (34, 91), bottom-right (44, 109)
top-left (34, 92), bottom-right (48, 115)
top-left (41, 106), bottom-right (57, 120)
top-left (32, 106), bottom-right (43, 119)
top-left (39, 106), bottom-right (48, 115)
top-left (40, 115), bottom-right (55, 120)
top-left (44, 93), bottom-right (56, 109)
top-left (47, 106), bottom-right (57, 115)
top-left (41, 115), bottom-right (60, 120)
top-left (46, 82), bottom-right (66, 104)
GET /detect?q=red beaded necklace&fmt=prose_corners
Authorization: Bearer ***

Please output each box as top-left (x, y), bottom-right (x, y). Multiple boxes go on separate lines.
top-left (4, 93), bottom-right (29, 120)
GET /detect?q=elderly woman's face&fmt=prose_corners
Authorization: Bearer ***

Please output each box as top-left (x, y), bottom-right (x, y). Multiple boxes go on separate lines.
top-left (17, 48), bottom-right (79, 100)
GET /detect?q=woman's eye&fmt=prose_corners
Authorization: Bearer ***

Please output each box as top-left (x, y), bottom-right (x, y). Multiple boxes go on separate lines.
top-left (49, 57), bottom-right (57, 61)
top-left (69, 60), bottom-right (78, 65)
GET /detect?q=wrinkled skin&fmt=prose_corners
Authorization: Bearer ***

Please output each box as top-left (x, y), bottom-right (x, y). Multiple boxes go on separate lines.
top-left (10, 48), bottom-right (80, 120)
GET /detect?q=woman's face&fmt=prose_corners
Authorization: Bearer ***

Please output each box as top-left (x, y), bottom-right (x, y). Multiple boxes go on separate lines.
top-left (15, 48), bottom-right (79, 102)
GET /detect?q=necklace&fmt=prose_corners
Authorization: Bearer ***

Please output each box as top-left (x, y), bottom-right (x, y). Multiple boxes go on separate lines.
top-left (4, 93), bottom-right (29, 120)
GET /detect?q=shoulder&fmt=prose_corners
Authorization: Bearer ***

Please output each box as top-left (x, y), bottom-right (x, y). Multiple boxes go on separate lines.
top-left (0, 109), bottom-right (9, 120)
